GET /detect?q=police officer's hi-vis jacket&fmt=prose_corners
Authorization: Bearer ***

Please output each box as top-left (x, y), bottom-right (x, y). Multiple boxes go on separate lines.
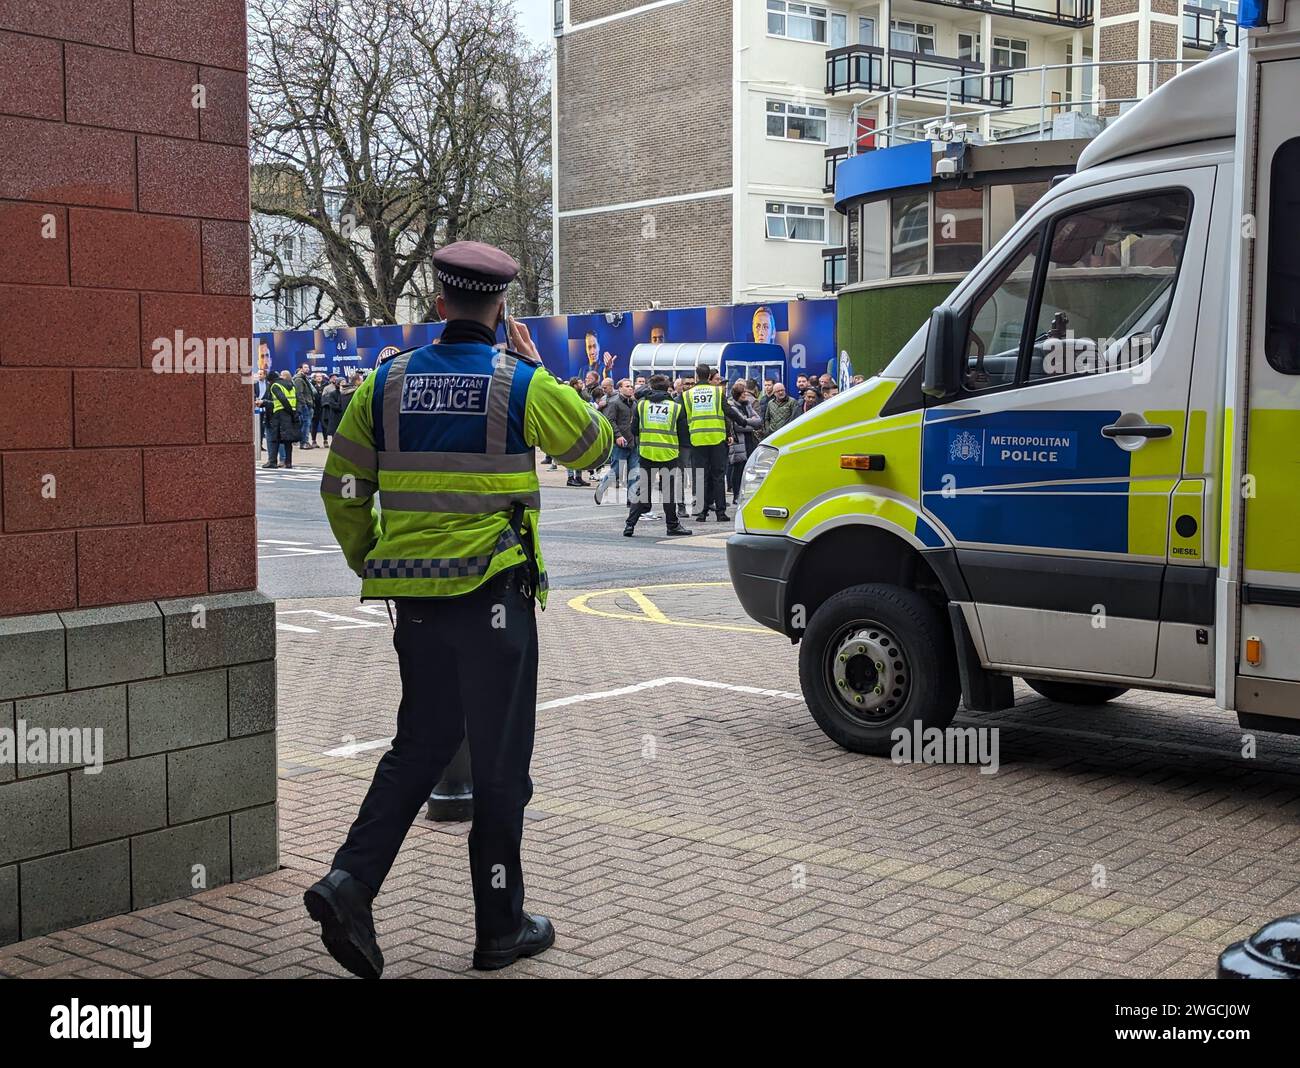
top-left (321, 340), bottom-right (612, 607)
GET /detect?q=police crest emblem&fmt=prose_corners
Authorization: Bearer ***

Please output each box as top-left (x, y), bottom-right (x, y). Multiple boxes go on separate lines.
top-left (948, 429), bottom-right (982, 464)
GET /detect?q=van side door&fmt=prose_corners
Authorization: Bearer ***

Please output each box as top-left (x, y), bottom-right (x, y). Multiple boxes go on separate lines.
top-left (1229, 54), bottom-right (1300, 728)
top-left (920, 168), bottom-right (1215, 679)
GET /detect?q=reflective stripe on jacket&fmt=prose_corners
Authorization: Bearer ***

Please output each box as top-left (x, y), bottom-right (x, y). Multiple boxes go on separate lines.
top-left (321, 341), bottom-right (612, 606)
top-left (683, 383), bottom-right (726, 445)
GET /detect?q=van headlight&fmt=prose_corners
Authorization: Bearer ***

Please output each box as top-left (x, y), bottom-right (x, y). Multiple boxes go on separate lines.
top-left (739, 444), bottom-right (778, 505)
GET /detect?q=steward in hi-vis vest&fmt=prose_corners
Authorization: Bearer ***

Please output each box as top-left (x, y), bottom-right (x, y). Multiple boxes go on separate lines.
top-left (305, 240), bottom-right (611, 978)
top-left (683, 365), bottom-right (730, 523)
top-left (261, 372), bottom-right (299, 470)
top-left (625, 374), bottom-right (692, 538)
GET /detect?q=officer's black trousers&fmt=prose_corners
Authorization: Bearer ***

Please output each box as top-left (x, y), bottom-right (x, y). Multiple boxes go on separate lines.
top-left (696, 441), bottom-right (728, 516)
top-left (332, 567), bottom-right (537, 939)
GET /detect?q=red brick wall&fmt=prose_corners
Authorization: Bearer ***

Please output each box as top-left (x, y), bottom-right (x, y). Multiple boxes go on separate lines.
top-left (0, 0), bottom-right (255, 617)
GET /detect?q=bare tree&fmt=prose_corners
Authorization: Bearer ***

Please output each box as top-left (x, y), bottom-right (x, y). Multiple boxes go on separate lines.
top-left (471, 34), bottom-right (552, 316)
top-left (249, 0), bottom-right (552, 327)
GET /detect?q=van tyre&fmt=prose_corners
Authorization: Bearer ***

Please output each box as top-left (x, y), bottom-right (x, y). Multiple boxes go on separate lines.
top-left (798, 583), bottom-right (960, 756)
top-left (1025, 679), bottom-right (1129, 705)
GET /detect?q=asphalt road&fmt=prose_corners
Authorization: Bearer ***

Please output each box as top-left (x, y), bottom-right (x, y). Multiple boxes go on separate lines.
top-left (255, 461), bottom-right (735, 600)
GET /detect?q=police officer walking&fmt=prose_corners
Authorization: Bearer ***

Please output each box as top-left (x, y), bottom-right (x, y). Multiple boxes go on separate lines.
top-left (682, 364), bottom-right (729, 522)
top-left (304, 241), bottom-right (612, 975)
top-left (624, 373), bottom-right (692, 538)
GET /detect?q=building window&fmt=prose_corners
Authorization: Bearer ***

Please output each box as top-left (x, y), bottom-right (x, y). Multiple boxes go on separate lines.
top-left (933, 188), bottom-right (984, 274)
top-left (553, 0), bottom-right (563, 31)
top-left (830, 11), bottom-right (847, 47)
top-left (958, 32), bottom-right (980, 63)
top-left (860, 200), bottom-right (888, 281)
top-left (858, 16), bottom-right (875, 46)
top-left (766, 99), bottom-right (828, 142)
top-left (989, 181), bottom-right (1050, 248)
top-left (890, 194), bottom-right (929, 276)
top-left (767, 1), bottom-right (831, 43)
top-left (889, 20), bottom-right (935, 55)
top-left (766, 201), bottom-right (828, 243)
top-left (992, 36), bottom-right (1029, 69)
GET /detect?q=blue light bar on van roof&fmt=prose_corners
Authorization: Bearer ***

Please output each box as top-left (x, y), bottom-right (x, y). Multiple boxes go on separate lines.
top-left (1238, 0), bottom-right (1266, 27)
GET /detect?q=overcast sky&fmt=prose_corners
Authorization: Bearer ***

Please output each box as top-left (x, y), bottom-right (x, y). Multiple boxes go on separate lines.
top-left (516, 0), bottom-right (553, 49)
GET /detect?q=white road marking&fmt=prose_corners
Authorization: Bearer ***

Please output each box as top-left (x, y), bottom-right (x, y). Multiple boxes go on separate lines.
top-left (262, 539), bottom-right (311, 545)
top-left (320, 676), bottom-right (803, 756)
top-left (278, 608), bottom-right (386, 631)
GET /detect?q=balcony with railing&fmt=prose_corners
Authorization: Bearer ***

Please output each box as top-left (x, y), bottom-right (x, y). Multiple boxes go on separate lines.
top-left (1184, 6), bottom-right (1240, 50)
top-left (822, 246), bottom-right (848, 292)
top-left (824, 145), bottom-right (850, 193)
top-left (888, 50), bottom-right (1014, 106)
top-left (848, 58), bottom-right (1200, 153)
top-left (828, 44), bottom-right (1013, 105)
top-left (826, 44), bottom-right (887, 96)
top-left (906, 0), bottom-right (1093, 27)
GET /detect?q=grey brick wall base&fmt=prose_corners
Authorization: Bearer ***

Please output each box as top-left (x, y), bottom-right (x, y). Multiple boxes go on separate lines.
top-left (0, 593), bottom-right (279, 945)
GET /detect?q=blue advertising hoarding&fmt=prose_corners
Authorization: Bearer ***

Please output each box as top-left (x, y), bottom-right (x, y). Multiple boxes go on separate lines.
top-left (256, 298), bottom-right (840, 393)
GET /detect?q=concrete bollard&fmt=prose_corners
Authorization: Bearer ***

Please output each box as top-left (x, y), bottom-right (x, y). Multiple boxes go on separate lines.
top-left (425, 737), bottom-right (473, 822)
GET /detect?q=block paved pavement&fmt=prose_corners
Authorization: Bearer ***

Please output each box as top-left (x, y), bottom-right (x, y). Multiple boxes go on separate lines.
top-left (4, 581), bottom-right (1300, 979)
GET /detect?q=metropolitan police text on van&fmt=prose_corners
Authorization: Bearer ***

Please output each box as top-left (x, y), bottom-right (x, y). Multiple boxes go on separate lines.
top-left (987, 432), bottom-right (1076, 466)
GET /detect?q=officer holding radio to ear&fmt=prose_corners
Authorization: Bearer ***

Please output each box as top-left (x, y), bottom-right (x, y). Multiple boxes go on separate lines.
top-left (304, 240), bottom-right (612, 975)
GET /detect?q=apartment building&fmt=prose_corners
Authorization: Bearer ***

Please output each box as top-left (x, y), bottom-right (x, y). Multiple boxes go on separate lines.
top-left (551, 0), bottom-right (1238, 312)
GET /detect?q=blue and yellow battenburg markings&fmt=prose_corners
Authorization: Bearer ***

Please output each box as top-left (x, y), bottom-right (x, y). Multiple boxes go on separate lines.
top-left (920, 408), bottom-right (1173, 554)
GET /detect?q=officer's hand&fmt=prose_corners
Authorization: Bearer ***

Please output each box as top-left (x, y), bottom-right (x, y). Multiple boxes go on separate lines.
top-left (507, 316), bottom-right (541, 361)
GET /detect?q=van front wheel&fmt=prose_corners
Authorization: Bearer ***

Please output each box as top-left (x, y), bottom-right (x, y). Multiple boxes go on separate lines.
top-left (798, 584), bottom-right (960, 756)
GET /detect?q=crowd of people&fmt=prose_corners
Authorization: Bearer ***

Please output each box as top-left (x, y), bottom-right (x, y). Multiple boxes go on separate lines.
top-left (252, 352), bottom-right (867, 502)
top-left (549, 363), bottom-right (868, 531)
top-left (254, 363), bottom-right (367, 468)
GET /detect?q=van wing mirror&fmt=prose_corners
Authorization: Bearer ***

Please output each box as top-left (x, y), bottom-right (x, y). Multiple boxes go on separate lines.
top-left (922, 305), bottom-right (967, 400)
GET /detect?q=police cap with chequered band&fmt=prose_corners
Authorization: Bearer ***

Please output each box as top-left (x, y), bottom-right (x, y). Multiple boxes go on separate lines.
top-left (433, 240), bottom-right (520, 293)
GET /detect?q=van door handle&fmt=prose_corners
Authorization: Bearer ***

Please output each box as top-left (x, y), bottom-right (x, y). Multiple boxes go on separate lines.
top-left (1101, 422), bottom-right (1172, 439)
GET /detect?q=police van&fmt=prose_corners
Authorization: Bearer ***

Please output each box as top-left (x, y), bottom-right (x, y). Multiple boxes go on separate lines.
top-left (727, 6), bottom-right (1300, 755)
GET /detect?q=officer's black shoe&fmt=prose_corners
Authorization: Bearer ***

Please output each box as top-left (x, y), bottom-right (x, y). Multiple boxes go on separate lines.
top-left (622, 527), bottom-right (634, 537)
top-left (304, 869), bottom-right (384, 979)
top-left (472, 913), bottom-right (555, 971)
top-left (715, 512), bottom-right (730, 522)
top-left (693, 512), bottom-right (708, 522)
top-left (666, 526), bottom-right (692, 536)
top-left (261, 463), bottom-right (278, 469)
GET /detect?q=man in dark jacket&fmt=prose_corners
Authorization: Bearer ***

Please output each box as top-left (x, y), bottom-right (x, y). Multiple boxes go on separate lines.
top-left (292, 364), bottom-right (315, 448)
top-left (762, 383), bottom-right (798, 436)
top-left (595, 379), bottom-right (638, 505)
top-left (339, 371), bottom-right (362, 414)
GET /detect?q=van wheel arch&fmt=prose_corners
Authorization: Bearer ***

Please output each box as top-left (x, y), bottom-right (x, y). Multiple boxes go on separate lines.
top-left (785, 525), bottom-right (953, 640)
